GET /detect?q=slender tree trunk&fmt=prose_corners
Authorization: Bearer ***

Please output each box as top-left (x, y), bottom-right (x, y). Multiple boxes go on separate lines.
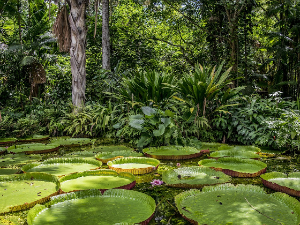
top-left (17, 0), bottom-right (22, 45)
top-left (69, 0), bottom-right (88, 109)
top-left (102, 0), bottom-right (110, 70)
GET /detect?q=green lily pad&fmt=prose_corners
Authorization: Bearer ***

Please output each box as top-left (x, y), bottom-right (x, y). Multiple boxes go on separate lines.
top-left (143, 146), bottom-right (207, 160)
top-left (261, 172), bottom-right (300, 197)
top-left (175, 184), bottom-right (300, 225)
top-left (63, 151), bottom-right (96, 160)
top-left (0, 154), bottom-right (42, 167)
top-left (22, 158), bottom-right (102, 177)
top-left (50, 138), bottom-right (95, 147)
top-left (162, 166), bottom-right (230, 188)
top-left (108, 157), bottom-right (160, 175)
top-left (0, 147), bottom-right (6, 155)
top-left (59, 169), bottom-right (136, 193)
top-left (18, 135), bottom-right (49, 142)
top-left (198, 157), bottom-right (267, 177)
top-left (0, 173), bottom-right (60, 214)
top-left (0, 168), bottom-right (19, 176)
top-left (7, 143), bottom-right (60, 154)
top-left (95, 150), bottom-right (143, 163)
top-left (0, 138), bottom-right (17, 145)
top-left (209, 150), bottom-right (260, 159)
top-left (88, 145), bottom-right (133, 152)
top-left (218, 145), bottom-right (261, 153)
top-left (200, 142), bottom-right (228, 151)
top-left (27, 189), bottom-right (156, 225)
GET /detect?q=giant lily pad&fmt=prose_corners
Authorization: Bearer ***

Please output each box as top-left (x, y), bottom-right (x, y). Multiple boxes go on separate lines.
top-left (218, 145), bottom-right (261, 153)
top-left (27, 189), bottom-right (156, 225)
top-left (0, 154), bottom-right (42, 167)
top-left (198, 157), bottom-right (267, 177)
top-left (0, 168), bottom-right (19, 176)
top-left (89, 145), bottom-right (133, 153)
top-left (162, 166), bottom-right (230, 188)
top-left (175, 184), bottom-right (300, 225)
top-left (95, 150), bottom-right (143, 163)
top-left (0, 173), bottom-right (60, 214)
top-left (8, 143), bottom-right (60, 154)
top-left (261, 172), bottom-right (300, 197)
top-left (22, 158), bottom-right (102, 177)
top-left (143, 146), bottom-right (208, 160)
top-left (59, 169), bottom-right (136, 193)
top-left (208, 150), bottom-right (260, 159)
top-left (50, 138), bottom-right (95, 147)
top-left (200, 142), bottom-right (227, 151)
top-left (63, 151), bottom-right (96, 160)
top-left (0, 138), bottom-right (17, 145)
top-left (18, 135), bottom-right (49, 143)
top-left (0, 147), bottom-right (6, 155)
top-left (107, 157), bottom-right (159, 175)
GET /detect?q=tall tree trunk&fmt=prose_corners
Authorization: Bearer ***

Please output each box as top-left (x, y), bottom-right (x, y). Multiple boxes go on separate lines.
top-left (69, 0), bottom-right (88, 109)
top-left (17, 0), bottom-right (22, 45)
top-left (102, 0), bottom-right (110, 70)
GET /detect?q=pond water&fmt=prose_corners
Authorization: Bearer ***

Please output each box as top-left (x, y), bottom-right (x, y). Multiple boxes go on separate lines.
top-left (1, 141), bottom-right (300, 225)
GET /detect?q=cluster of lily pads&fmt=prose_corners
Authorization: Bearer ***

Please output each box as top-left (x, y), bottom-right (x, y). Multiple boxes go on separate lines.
top-left (1, 138), bottom-right (300, 224)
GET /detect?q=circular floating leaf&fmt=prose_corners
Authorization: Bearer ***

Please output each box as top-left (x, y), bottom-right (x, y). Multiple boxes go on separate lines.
top-left (18, 135), bottom-right (49, 143)
top-left (143, 146), bottom-right (207, 160)
top-left (95, 150), bottom-right (143, 163)
top-left (0, 168), bottom-right (19, 176)
top-left (59, 169), bottom-right (136, 193)
top-left (22, 158), bottom-right (102, 177)
top-left (8, 143), bottom-right (60, 154)
top-left (89, 145), bottom-right (133, 153)
top-left (261, 172), bottom-right (300, 197)
top-left (27, 189), bottom-right (156, 225)
top-left (108, 157), bottom-right (159, 175)
top-left (0, 173), bottom-right (60, 214)
top-left (63, 151), bottom-right (96, 160)
top-left (0, 154), bottom-right (42, 167)
top-left (200, 142), bottom-right (228, 151)
top-left (162, 166), bottom-right (230, 188)
top-left (50, 138), bottom-right (95, 147)
top-left (218, 145), bottom-right (261, 153)
top-left (0, 138), bottom-right (17, 145)
top-left (175, 184), bottom-right (300, 225)
top-left (209, 150), bottom-right (260, 159)
top-left (198, 157), bottom-right (267, 177)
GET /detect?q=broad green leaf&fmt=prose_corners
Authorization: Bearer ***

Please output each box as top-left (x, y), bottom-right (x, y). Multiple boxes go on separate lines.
top-left (153, 124), bottom-right (166, 136)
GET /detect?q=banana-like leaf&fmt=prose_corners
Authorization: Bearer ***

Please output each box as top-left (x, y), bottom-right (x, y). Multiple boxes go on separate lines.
top-left (27, 189), bottom-right (156, 225)
top-left (175, 184), bottom-right (300, 225)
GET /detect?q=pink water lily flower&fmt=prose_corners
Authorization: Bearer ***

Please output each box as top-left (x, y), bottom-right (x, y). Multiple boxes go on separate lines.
top-left (150, 179), bottom-right (163, 187)
top-left (176, 163), bottom-right (181, 167)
